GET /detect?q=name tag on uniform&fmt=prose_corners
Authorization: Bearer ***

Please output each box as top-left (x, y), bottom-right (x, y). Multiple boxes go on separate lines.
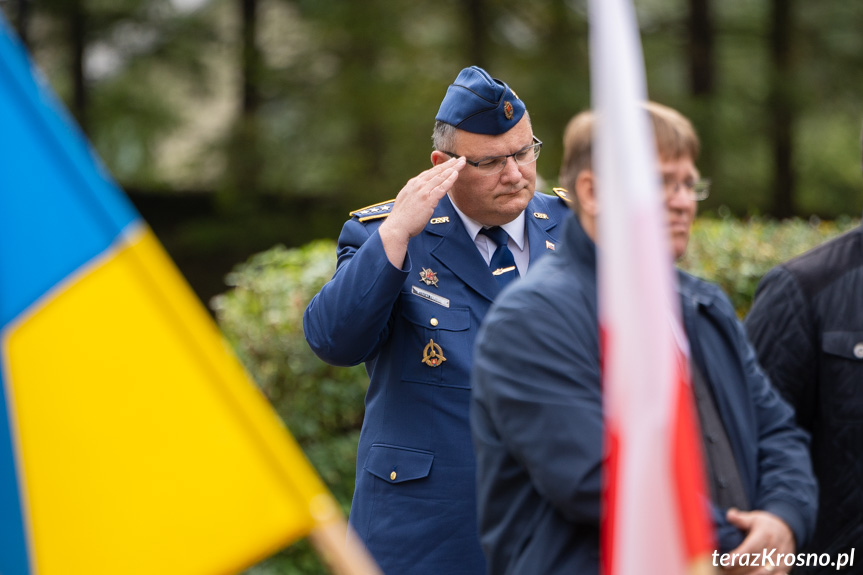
top-left (412, 285), bottom-right (450, 308)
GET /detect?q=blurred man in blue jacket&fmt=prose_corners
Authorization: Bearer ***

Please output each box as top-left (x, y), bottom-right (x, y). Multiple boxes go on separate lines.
top-left (303, 66), bottom-right (570, 574)
top-left (471, 102), bottom-right (817, 575)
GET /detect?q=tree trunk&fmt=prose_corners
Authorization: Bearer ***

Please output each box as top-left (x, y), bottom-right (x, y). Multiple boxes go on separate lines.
top-left (222, 0), bottom-right (262, 209)
top-left (687, 0), bottom-right (718, 198)
top-left (688, 0), bottom-right (714, 96)
top-left (769, 0), bottom-right (795, 218)
top-left (69, 0), bottom-right (87, 132)
top-left (240, 0), bottom-right (259, 116)
top-left (343, 3), bottom-right (385, 194)
top-left (15, 0), bottom-right (30, 46)
top-left (466, 0), bottom-right (486, 68)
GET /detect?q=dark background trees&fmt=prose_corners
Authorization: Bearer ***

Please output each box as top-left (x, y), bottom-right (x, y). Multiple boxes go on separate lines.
top-left (3, 0), bottom-right (862, 304)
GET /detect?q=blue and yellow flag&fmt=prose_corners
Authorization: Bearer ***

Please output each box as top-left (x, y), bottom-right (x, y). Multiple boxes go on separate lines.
top-left (0, 14), bottom-right (374, 575)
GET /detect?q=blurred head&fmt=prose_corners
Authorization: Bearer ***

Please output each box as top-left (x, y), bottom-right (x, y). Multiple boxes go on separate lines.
top-left (429, 66), bottom-right (538, 227)
top-left (559, 101), bottom-right (702, 259)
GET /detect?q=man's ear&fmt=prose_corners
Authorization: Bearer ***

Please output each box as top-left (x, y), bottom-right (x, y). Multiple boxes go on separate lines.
top-left (431, 151), bottom-right (451, 166)
top-left (575, 170), bottom-right (598, 217)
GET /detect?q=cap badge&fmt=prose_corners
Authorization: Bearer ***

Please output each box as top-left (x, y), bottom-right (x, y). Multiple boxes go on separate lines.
top-left (422, 339), bottom-right (447, 367)
top-left (419, 267), bottom-right (439, 288)
top-left (504, 101), bottom-right (514, 120)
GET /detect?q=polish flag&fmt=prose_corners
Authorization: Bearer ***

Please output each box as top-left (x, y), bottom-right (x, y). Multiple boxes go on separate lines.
top-left (587, 1), bottom-right (715, 574)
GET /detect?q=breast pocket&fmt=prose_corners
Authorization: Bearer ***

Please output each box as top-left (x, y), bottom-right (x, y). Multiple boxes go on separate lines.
top-left (821, 330), bottom-right (863, 418)
top-left (399, 298), bottom-right (472, 387)
top-left (364, 443), bottom-right (434, 484)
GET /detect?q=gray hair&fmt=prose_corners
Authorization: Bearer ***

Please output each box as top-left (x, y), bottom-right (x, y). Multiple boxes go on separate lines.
top-left (432, 121), bottom-right (458, 152)
top-left (431, 111), bottom-right (532, 153)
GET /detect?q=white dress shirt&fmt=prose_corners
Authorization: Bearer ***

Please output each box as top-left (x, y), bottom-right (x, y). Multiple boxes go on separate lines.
top-left (449, 197), bottom-right (530, 277)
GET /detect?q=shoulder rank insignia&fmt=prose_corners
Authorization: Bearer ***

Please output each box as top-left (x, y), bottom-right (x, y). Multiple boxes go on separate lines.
top-left (422, 339), bottom-right (446, 367)
top-left (349, 199), bottom-right (395, 222)
top-left (419, 267), bottom-right (439, 287)
top-left (552, 187), bottom-right (572, 203)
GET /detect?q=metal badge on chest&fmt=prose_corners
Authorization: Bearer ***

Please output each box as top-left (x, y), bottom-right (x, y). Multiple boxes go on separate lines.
top-left (422, 339), bottom-right (446, 367)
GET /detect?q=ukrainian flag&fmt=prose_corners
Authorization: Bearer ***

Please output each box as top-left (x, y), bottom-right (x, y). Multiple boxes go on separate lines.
top-left (0, 14), bottom-right (369, 575)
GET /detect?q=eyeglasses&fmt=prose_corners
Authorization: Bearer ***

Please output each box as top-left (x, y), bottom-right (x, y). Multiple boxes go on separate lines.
top-left (663, 176), bottom-right (711, 201)
top-left (443, 136), bottom-right (543, 175)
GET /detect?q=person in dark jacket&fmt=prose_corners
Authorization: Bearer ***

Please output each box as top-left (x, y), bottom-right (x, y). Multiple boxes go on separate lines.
top-left (471, 102), bottom-right (817, 575)
top-left (303, 66), bottom-right (570, 574)
top-left (744, 126), bottom-right (863, 574)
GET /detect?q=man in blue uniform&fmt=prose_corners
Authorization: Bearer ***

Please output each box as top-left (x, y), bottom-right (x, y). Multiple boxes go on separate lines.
top-left (471, 103), bottom-right (817, 574)
top-left (303, 66), bottom-right (570, 574)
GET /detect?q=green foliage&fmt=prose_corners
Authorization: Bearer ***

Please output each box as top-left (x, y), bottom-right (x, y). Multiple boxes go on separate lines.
top-left (211, 240), bottom-right (368, 575)
top-left (13, 0), bottom-right (218, 188)
top-left (679, 215), bottom-right (859, 316)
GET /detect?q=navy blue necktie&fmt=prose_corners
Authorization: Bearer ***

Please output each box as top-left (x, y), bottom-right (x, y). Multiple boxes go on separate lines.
top-left (479, 226), bottom-right (520, 289)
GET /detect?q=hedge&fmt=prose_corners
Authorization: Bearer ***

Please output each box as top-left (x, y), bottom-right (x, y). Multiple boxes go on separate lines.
top-left (679, 215), bottom-right (858, 315)
top-left (212, 241), bottom-right (368, 575)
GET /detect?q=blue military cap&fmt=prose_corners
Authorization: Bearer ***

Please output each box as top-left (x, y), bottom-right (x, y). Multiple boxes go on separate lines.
top-left (435, 66), bottom-right (525, 135)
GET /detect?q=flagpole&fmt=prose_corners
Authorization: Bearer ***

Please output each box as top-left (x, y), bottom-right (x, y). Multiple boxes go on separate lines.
top-left (308, 516), bottom-right (383, 575)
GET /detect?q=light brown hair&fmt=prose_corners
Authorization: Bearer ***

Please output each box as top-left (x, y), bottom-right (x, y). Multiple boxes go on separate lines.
top-left (558, 101), bottom-right (700, 194)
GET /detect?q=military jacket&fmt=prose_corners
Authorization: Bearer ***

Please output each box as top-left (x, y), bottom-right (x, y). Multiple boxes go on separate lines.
top-left (303, 191), bottom-right (570, 574)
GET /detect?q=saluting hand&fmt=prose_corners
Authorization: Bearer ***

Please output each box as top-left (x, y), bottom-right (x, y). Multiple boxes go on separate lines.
top-left (379, 156), bottom-right (466, 268)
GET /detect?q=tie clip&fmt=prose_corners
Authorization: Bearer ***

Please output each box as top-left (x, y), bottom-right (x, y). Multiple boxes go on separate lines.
top-left (492, 266), bottom-right (517, 276)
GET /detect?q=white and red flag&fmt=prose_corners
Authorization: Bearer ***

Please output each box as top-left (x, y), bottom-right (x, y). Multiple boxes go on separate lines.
top-left (587, 1), bottom-right (715, 574)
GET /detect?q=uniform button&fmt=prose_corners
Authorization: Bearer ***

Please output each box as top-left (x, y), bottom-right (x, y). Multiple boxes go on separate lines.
top-left (390, 471), bottom-right (397, 481)
top-left (854, 342), bottom-right (863, 359)
top-left (430, 318), bottom-right (439, 327)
